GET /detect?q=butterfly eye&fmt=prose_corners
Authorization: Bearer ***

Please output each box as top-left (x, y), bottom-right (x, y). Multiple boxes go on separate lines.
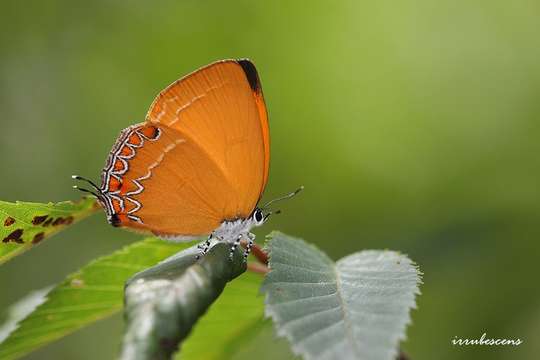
top-left (253, 209), bottom-right (264, 224)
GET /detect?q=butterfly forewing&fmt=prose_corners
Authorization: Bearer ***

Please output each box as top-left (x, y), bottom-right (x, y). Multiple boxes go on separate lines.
top-left (147, 60), bottom-right (269, 211)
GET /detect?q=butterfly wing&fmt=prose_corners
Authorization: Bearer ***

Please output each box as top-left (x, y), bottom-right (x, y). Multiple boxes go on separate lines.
top-left (146, 59), bottom-right (269, 214)
top-left (98, 59), bottom-right (269, 238)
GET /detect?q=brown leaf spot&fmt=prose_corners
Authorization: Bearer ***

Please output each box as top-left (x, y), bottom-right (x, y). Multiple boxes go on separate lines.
top-left (2, 229), bottom-right (24, 244)
top-left (32, 232), bottom-right (45, 244)
top-left (4, 217), bottom-right (16, 227)
top-left (32, 215), bottom-right (48, 225)
top-left (50, 216), bottom-right (75, 226)
top-left (42, 218), bottom-right (53, 227)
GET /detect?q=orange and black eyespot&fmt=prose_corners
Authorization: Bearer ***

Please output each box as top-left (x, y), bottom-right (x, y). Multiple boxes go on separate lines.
top-left (128, 132), bottom-right (142, 146)
top-left (113, 159), bottom-right (126, 172)
top-left (120, 145), bottom-right (133, 157)
top-left (109, 176), bottom-right (122, 192)
top-left (139, 125), bottom-right (160, 140)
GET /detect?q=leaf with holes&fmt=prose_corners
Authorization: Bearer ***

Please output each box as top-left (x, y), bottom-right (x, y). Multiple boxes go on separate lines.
top-left (261, 232), bottom-right (421, 360)
top-left (0, 197), bottom-right (99, 265)
top-left (0, 238), bottom-right (187, 360)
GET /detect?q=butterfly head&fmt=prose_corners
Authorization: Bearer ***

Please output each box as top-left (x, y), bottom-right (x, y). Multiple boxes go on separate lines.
top-left (255, 185), bottom-right (304, 225)
top-left (250, 207), bottom-right (281, 228)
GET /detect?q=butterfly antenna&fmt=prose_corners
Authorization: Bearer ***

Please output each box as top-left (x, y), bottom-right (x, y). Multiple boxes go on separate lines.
top-left (263, 209), bottom-right (281, 221)
top-left (262, 186), bottom-right (304, 209)
top-left (72, 175), bottom-right (102, 198)
top-left (72, 185), bottom-right (99, 197)
top-left (72, 175), bottom-right (100, 190)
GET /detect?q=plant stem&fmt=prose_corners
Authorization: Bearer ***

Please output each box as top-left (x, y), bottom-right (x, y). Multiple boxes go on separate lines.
top-left (247, 262), bottom-right (269, 274)
top-left (397, 350), bottom-right (410, 360)
top-left (240, 240), bottom-right (268, 265)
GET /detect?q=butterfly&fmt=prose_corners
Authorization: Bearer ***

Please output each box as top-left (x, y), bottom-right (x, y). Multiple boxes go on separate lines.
top-left (73, 59), bottom-right (301, 260)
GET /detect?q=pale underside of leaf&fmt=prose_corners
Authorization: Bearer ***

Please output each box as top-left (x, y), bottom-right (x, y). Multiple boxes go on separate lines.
top-left (121, 241), bottom-right (247, 360)
top-left (261, 232), bottom-right (421, 360)
top-left (0, 287), bottom-right (52, 344)
top-left (177, 272), bottom-right (265, 360)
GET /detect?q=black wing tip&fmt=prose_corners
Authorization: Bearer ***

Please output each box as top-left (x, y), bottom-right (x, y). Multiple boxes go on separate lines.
top-left (236, 59), bottom-right (261, 93)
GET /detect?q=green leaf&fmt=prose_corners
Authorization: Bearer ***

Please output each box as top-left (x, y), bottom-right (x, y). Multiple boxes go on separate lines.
top-left (177, 272), bottom-right (265, 360)
top-left (261, 232), bottom-right (421, 360)
top-left (121, 241), bottom-right (247, 360)
top-left (0, 197), bottom-right (99, 265)
top-left (0, 238), bottom-right (187, 360)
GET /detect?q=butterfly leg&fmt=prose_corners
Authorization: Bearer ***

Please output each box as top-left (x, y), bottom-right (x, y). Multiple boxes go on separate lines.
top-left (196, 233), bottom-right (214, 260)
top-left (243, 233), bottom-right (256, 261)
top-left (229, 234), bottom-right (243, 261)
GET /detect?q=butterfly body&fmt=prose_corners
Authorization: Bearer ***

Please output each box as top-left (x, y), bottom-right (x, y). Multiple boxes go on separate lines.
top-left (74, 60), bottom-right (301, 260)
top-left (202, 210), bottom-right (264, 259)
top-left (213, 210), bottom-right (263, 242)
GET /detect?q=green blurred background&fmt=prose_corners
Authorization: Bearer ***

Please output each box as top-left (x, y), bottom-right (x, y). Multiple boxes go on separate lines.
top-left (1, 0), bottom-right (539, 359)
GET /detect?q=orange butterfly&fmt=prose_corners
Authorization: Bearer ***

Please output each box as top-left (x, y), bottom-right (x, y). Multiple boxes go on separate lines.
top-left (74, 59), bottom-right (301, 259)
